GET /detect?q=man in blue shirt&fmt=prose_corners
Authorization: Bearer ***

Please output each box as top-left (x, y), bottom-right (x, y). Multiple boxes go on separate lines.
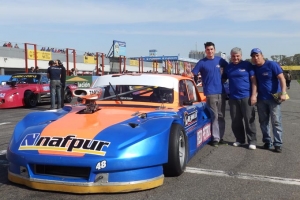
top-left (222, 47), bottom-right (257, 150)
top-left (251, 48), bottom-right (287, 153)
top-left (47, 60), bottom-right (62, 109)
top-left (192, 42), bottom-right (228, 147)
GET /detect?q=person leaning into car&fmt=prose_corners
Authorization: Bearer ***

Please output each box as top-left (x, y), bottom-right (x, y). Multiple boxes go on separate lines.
top-left (55, 60), bottom-right (66, 108)
top-left (222, 47), bottom-right (257, 150)
top-left (192, 42), bottom-right (228, 147)
top-left (47, 60), bottom-right (62, 109)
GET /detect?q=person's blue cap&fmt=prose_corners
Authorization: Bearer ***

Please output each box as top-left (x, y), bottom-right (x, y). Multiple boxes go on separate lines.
top-left (250, 48), bottom-right (262, 56)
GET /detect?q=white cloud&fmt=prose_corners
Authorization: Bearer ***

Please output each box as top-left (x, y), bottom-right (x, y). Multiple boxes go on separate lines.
top-left (203, 0), bottom-right (300, 22)
top-left (0, 0), bottom-right (300, 25)
top-left (17, 26), bottom-right (300, 38)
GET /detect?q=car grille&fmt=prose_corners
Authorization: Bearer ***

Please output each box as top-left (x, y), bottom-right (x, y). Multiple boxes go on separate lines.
top-left (34, 165), bottom-right (91, 180)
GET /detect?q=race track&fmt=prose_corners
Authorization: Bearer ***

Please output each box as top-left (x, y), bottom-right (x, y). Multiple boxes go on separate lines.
top-left (1, 81), bottom-right (300, 200)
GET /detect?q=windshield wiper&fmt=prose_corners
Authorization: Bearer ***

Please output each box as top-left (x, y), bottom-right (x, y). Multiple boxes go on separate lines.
top-left (101, 85), bottom-right (155, 101)
top-left (109, 82), bottom-right (123, 104)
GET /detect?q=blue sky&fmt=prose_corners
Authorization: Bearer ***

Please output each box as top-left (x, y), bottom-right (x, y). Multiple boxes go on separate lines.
top-left (1, 0), bottom-right (300, 60)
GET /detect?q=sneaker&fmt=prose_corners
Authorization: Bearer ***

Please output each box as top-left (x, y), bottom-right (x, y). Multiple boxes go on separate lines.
top-left (233, 142), bottom-right (245, 147)
top-left (249, 144), bottom-right (256, 150)
top-left (263, 143), bottom-right (273, 150)
top-left (274, 146), bottom-right (282, 153)
top-left (219, 139), bottom-right (228, 145)
top-left (211, 141), bottom-right (219, 147)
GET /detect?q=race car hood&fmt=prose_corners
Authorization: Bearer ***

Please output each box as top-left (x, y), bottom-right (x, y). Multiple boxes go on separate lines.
top-left (0, 84), bottom-right (36, 95)
top-left (13, 106), bottom-right (176, 157)
top-left (0, 85), bottom-right (18, 92)
top-left (0, 85), bottom-right (20, 98)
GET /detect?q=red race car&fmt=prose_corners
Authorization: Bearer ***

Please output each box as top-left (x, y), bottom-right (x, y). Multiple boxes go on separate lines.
top-left (0, 73), bottom-right (77, 108)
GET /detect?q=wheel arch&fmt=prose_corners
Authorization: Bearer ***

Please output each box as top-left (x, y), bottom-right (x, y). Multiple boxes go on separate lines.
top-left (23, 90), bottom-right (38, 107)
top-left (163, 122), bottom-right (189, 177)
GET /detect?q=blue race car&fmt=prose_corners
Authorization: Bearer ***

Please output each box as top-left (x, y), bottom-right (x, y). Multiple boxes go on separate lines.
top-left (7, 73), bottom-right (212, 193)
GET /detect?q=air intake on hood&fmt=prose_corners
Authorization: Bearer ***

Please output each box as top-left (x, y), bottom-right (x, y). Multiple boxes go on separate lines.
top-left (128, 122), bottom-right (139, 128)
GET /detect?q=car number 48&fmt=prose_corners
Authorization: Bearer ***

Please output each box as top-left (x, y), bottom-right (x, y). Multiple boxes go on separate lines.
top-left (96, 160), bottom-right (107, 170)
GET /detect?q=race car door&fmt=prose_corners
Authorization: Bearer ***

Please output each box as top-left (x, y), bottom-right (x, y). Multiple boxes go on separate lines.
top-left (179, 79), bottom-right (211, 157)
top-left (39, 75), bottom-right (50, 98)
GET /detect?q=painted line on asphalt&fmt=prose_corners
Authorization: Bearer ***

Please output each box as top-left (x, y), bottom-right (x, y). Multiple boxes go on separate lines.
top-left (0, 150), bottom-right (7, 155)
top-left (186, 167), bottom-right (300, 186)
top-left (0, 122), bottom-right (11, 126)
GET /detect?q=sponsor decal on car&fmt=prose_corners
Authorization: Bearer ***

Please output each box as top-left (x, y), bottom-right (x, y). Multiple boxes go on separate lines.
top-left (18, 133), bottom-right (110, 156)
top-left (196, 128), bottom-right (203, 147)
top-left (202, 123), bottom-right (211, 142)
top-left (88, 89), bottom-right (101, 95)
top-left (184, 110), bottom-right (197, 127)
top-left (42, 86), bottom-right (50, 91)
top-left (12, 74), bottom-right (37, 78)
top-left (0, 93), bottom-right (5, 98)
top-left (196, 123), bottom-right (211, 147)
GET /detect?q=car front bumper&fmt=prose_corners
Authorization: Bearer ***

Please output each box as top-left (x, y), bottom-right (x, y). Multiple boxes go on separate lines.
top-left (8, 171), bottom-right (164, 193)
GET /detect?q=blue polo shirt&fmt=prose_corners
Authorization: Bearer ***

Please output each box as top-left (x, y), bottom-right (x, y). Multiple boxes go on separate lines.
top-left (254, 60), bottom-right (283, 100)
top-left (222, 61), bottom-right (255, 99)
top-left (192, 56), bottom-right (228, 95)
top-left (47, 66), bottom-right (62, 81)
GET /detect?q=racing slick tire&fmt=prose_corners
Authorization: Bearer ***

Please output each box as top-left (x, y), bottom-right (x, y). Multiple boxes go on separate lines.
top-left (163, 123), bottom-right (188, 177)
top-left (24, 91), bottom-right (38, 108)
top-left (64, 88), bottom-right (73, 103)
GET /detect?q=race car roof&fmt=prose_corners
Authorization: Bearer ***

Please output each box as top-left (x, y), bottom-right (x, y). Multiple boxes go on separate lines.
top-left (92, 74), bottom-right (185, 92)
top-left (12, 73), bottom-right (46, 75)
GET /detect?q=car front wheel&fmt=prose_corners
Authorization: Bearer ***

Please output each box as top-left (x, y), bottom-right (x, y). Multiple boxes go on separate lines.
top-left (64, 88), bottom-right (73, 103)
top-left (163, 123), bottom-right (188, 177)
top-left (24, 91), bottom-right (37, 108)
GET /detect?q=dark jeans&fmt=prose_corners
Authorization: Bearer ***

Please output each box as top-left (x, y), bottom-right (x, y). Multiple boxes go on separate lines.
top-left (61, 84), bottom-right (65, 108)
top-left (286, 80), bottom-right (291, 88)
top-left (50, 80), bottom-right (62, 109)
top-left (229, 97), bottom-right (257, 145)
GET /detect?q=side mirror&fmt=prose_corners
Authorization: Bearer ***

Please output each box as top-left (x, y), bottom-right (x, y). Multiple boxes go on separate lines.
top-left (7, 81), bottom-right (17, 87)
top-left (182, 100), bottom-right (193, 106)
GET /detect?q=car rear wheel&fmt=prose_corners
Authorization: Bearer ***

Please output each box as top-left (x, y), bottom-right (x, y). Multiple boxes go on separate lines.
top-left (24, 91), bottom-right (37, 107)
top-left (163, 124), bottom-right (187, 177)
top-left (64, 88), bottom-right (73, 103)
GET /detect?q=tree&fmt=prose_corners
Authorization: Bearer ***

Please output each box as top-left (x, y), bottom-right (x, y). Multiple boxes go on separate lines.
top-left (270, 55), bottom-right (285, 65)
top-left (282, 56), bottom-right (294, 66)
top-left (293, 54), bottom-right (300, 65)
top-left (271, 55), bottom-right (280, 62)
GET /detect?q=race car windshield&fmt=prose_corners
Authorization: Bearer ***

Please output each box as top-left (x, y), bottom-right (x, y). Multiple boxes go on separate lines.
top-left (10, 74), bottom-right (40, 84)
top-left (101, 85), bottom-right (174, 103)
